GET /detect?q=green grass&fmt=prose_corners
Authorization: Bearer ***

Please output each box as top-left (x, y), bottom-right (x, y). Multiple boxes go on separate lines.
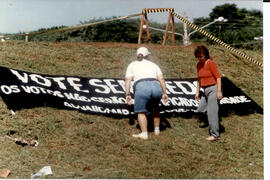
top-left (0, 41), bottom-right (263, 178)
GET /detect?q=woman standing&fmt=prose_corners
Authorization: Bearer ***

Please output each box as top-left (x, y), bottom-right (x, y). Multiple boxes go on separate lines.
top-left (125, 47), bottom-right (168, 140)
top-left (194, 45), bottom-right (223, 141)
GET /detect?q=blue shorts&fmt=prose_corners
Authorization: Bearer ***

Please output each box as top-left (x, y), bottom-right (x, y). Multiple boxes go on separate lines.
top-left (134, 80), bottom-right (162, 113)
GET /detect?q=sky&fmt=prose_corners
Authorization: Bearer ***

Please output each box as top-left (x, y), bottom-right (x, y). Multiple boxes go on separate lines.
top-left (0, 0), bottom-right (263, 34)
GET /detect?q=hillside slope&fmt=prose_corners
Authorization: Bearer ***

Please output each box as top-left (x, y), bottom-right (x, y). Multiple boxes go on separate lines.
top-left (0, 41), bottom-right (263, 178)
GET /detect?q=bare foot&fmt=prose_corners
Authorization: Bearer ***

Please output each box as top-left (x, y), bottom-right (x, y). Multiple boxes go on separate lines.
top-left (206, 136), bottom-right (217, 141)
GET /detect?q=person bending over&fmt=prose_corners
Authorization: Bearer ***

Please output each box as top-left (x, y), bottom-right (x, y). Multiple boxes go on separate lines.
top-left (125, 47), bottom-right (168, 140)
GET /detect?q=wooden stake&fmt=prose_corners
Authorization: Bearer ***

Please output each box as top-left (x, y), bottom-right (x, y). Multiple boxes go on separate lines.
top-left (138, 10), bottom-right (151, 44)
top-left (25, 32), bottom-right (29, 42)
top-left (162, 11), bottom-right (175, 45)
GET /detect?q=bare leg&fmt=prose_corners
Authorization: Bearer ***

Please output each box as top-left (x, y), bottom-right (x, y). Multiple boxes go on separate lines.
top-left (132, 112), bottom-right (148, 140)
top-left (137, 112), bottom-right (148, 132)
top-left (152, 111), bottom-right (160, 128)
top-left (152, 111), bottom-right (160, 135)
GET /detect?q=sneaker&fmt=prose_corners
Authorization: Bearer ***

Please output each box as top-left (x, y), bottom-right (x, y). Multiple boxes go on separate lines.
top-left (206, 136), bottom-right (218, 141)
top-left (154, 130), bottom-right (160, 136)
top-left (132, 133), bottom-right (148, 140)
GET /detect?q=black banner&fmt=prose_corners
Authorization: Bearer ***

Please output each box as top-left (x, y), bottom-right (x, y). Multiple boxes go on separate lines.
top-left (0, 66), bottom-right (262, 117)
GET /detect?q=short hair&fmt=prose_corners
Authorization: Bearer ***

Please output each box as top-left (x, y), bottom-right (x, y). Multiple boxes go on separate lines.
top-left (194, 45), bottom-right (210, 59)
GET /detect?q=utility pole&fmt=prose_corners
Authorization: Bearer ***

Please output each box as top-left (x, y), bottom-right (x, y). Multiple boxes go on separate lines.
top-left (183, 12), bottom-right (190, 46)
top-left (218, 25), bottom-right (221, 39)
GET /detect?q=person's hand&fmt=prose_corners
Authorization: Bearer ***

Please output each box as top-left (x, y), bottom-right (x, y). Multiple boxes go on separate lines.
top-left (195, 92), bottom-right (200, 100)
top-left (126, 95), bottom-right (132, 105)
top-left (162, 94), bottom-right (168, 103)
top-left (217, 91), bottom-right (223, 100)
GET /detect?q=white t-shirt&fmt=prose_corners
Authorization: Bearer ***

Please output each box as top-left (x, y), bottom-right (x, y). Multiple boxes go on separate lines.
top-left (125, 59), bottom-right (162, 82)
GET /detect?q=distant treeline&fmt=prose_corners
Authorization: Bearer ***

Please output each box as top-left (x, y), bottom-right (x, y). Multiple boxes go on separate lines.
top-left (10, 4), bottom-right (262, 50)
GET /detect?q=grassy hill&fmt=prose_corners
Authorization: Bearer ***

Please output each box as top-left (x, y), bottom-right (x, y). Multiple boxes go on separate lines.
top-left (0, 41), bottom-right (263, 178)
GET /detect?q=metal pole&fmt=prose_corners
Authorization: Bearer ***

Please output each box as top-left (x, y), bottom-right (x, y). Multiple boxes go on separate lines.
top-left (183, 12), bottom-right (190, 46)
top-left (147, 27), bottom-right (183, 38)
top-left (188, 20), bottom-right (217, 36)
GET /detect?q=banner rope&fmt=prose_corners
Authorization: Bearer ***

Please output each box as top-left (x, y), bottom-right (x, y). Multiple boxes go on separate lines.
top-left (142, 8), bottom-right (174, 14)
top-left (170, 11), bottom-right (263, 69)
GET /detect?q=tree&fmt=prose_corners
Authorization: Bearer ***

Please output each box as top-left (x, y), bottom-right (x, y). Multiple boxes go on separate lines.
top-left (192, 3), bottom-right (262, 50)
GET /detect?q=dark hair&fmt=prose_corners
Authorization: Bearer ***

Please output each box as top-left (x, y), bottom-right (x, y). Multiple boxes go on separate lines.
top-left (194, 45), bottom-right (210, 59)
top-left (137, 54), bottom-right (144, 61)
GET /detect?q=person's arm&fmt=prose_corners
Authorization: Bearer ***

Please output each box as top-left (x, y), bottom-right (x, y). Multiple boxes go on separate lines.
top-left (157, 74), bottom-right (168, 103)
top-left (216, 77), bottom-right (223, 100)
top-left (208, 60), bottom-right (223, 100)
top-left (195, 80), bottom-right (201, 100)
top-left (125, 77), bottom-right (132, 105)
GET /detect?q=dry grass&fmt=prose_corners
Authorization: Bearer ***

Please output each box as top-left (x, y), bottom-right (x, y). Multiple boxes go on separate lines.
top-left (0, 41), bottom-right (263, 178)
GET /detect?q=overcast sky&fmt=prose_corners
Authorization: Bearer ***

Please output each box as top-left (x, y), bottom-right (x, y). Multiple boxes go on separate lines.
top-left (0, 0), bottom-right (263, 34)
